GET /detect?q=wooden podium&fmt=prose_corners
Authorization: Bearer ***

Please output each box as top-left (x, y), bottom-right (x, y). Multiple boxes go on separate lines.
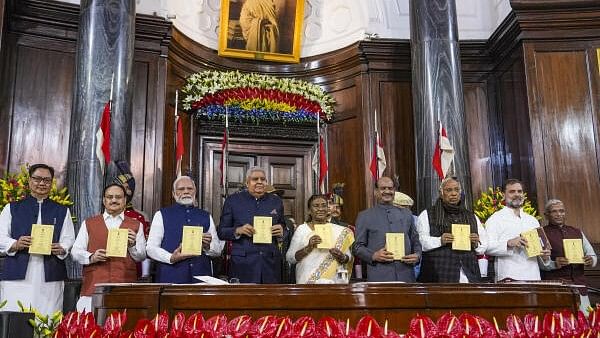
top-left (93, 283), bottom-right (579, 332)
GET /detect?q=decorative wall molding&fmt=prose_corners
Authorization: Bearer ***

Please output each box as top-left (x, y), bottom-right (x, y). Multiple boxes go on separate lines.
top-left (50, 0), bottom-right (511, 58)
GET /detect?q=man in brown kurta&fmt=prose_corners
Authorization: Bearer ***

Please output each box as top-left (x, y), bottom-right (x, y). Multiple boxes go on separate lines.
top-left (540, 199), bottom-right (596, 313)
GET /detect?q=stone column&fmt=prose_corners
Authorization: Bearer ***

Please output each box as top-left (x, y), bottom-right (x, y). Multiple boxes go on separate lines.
top-left (67, 0), bottom-right (135, 278)
top-left (409, 0), bottom-right (472, 211)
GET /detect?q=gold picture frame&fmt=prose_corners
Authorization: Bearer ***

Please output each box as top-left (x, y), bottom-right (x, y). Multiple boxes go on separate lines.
top-left (218, 0), bottom-right (305, 63)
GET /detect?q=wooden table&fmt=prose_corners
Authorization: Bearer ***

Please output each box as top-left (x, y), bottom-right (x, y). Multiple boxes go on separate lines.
top-left (93, 282), bottom-right (579, 332)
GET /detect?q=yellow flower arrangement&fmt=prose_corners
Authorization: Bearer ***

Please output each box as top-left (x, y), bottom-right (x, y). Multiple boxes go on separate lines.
top-left (0, 165), bottom-right (74, 212)
top-left (474, 186), bottom-right (541, 224)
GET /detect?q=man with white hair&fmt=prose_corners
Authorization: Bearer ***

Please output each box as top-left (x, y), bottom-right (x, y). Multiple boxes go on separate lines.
top-left (218, 166), bottom-right (286, 283)
top-left (540, 199), bottom-right (596, 312)
top-left (146, 176), bottom-right (224, 283)
top-left (416, 177), bottom-right (486, 283)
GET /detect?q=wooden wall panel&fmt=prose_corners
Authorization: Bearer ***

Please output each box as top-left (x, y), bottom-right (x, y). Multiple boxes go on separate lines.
top-left (0, 34), bottom-right (12, 174)
top-left (526, 45), bottom-right (600, 241)
top-left (0, 0), bottom-right (170, 220)
top-left (464, 83), bottom-right (493, 199)
top-left (378, 81), bottom-right (416, 202)
top-left (8, 44), bottom-right (75, 186)
top-left (496, 58), bottom-right (537, 198)
top-left (131, 52), bottom-right (167, 215)
top-left (326, 82), bottom-right (365, 224)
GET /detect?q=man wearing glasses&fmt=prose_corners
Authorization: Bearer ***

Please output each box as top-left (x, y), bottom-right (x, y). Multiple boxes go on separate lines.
top-left (71, 183), bottom-right (146, 311)
top-left (0, 163), bottom-right (75, 315)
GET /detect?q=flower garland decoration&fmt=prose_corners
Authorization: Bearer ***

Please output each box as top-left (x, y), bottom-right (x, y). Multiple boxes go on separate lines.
top-left (0, 165), bottom-right (74, 211)
top-left (181, 70), bottom-right (335, 124)
top-left (474, 186), bottom-right (541, 223)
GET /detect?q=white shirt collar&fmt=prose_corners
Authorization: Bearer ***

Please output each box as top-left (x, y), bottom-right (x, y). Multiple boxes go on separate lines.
top-left (103, 211), bottom-right (125, 221)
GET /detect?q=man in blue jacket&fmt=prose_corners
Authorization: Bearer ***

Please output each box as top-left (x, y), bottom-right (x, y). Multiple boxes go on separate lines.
top-left (218, 166), bottom-right (285, 283)
top-left (0, 163), bottom-right (75, 315)
top-left (147, 176), bottom-right (224, 283)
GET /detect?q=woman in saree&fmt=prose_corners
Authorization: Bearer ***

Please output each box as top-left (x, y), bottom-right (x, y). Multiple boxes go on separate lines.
top-left (286, 194), bottom-right (354, 284)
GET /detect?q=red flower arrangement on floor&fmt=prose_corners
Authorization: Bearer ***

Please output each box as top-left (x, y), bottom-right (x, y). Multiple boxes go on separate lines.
top-left (52, 307), bottom-right (600, 338)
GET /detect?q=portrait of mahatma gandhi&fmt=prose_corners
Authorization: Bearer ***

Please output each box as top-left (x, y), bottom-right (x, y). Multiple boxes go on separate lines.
top-left (220, 0), bottom-right (302, 62)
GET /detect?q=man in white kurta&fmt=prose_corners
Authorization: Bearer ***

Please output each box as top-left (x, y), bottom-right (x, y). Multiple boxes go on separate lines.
top-left (485, 179), bottom-right (550, 281)
top-left (0, 164), bottom-right (75, 316)
top-left (71, 184), bottom-right (146, 312)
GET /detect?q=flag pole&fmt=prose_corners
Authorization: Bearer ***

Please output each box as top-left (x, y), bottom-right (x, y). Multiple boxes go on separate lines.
top-left (109, 73), bottom-right (114, 107)
top-left (323, 123), bottom-right (328, 193)
top-left (223, 106), bottom-right (229, 198)
top-left (174, 90), bottom-right (181, 177)
top-left (374, 109), bottom-right (379, 180)
top-left (106, 73), bottom-right (114, 180)
top-left (189, 108), bottom-right (194, 174)
top-left (317, 112), bottom-right (321, 193)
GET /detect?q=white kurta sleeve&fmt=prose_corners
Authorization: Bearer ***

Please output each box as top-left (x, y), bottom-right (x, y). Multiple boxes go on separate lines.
top-left (127, 222), bottom-right (147, 262)
top-left (205, 216), bottom-right (224, 257)
top-left (583, 233), bottom-right (597, 267)
top-left (475, 217), bottom-right (488, 255)
top-left (286, 224), bottom-right (307, 264)
top-left (0, 205), bottom-right (16, 255)
top-left (417, 210), bottom-right (443, 252)
top-left (71, 220), bottom-right (92, 265)
top-left (57, 209), bottom-right (75, 260)
top-left (146, 211), bottom-right (173, 264)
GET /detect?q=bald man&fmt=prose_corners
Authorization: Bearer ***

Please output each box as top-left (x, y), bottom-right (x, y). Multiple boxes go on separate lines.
top-left (352, 177), bottom-right (421, 282)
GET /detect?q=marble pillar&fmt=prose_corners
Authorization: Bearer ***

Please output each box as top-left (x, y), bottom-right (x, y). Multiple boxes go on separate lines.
top-left (409, 0), bottom-right (472, 211)
top-left (67, 0), bottom-right (135, 278)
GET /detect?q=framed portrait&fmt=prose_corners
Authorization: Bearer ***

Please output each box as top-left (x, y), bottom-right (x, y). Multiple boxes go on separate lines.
top-left (218, 0), bottom-right (305, 63)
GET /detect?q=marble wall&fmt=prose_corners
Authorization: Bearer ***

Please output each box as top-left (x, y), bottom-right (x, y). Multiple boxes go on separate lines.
top-left (53, 0), bottom-right (511, 57)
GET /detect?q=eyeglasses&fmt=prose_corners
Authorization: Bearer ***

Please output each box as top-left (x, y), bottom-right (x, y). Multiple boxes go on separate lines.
top-left (104, 195), bottom-right (124, 200)
top-left (30, 176), bottom-right (52, 184)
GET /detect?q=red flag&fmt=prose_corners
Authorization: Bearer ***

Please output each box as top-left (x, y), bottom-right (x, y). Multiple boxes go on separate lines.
top-left (219, 127), bottom-right (228, 187)
top-left (311, 136), bottom-right (328, 193)
top-left (175, 116), bottom-right (184, 177)
top-left (369, 132), bottom-right (386, 180)
top-left (432, 121), bottom-right (455, 180)
top-left (95, 101), bottom-right (111, 173)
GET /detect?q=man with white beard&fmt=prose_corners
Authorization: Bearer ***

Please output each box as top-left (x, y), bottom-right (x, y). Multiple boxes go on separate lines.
top-left (485, 179), bottom-right (550, 281)
top-left (147, 176), bottom-right (224, 283)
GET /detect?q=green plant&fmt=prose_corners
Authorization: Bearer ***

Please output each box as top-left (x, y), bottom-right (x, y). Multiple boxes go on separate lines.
top-left (18, 301), bottom-right (62, 338)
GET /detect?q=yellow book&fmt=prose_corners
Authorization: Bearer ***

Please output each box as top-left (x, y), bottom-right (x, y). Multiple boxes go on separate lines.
top-left (386, 233), bottom-right (405, 260)
top-left (314, 223), bottom-right (333, 249)
top-left (181, 226), bottom-right (203, 256)
top-left (253, 216), bottom-right (272, 244)
top-left (106, 228), bottom-right (129, 258)
top-left (451, 224), bottom-right (471, 251)
top-left (563, 239), bottom-right (585, 264)
top-left (521, 228), bottom-right (543, 258)
top-left (29, 224), bottom-right (54, 255)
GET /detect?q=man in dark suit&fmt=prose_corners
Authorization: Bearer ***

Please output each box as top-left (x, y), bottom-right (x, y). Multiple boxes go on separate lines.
top-left (217, 167), bottom-right (286, 283)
